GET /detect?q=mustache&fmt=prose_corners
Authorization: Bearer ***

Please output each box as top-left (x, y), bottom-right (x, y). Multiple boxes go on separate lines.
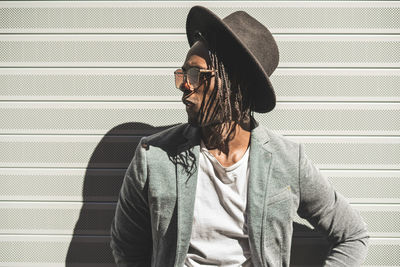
top-left (182, 91), bottom-right (196, 103)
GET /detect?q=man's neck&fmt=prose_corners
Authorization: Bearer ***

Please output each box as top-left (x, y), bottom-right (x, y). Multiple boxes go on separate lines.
top-left (200, 120), bottom-right (251, 161)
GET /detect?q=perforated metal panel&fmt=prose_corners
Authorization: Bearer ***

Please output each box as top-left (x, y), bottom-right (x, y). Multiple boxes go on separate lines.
top-left (326, 170), bottom-right (400, 203)
top-left (0, 135), bottom-right (141, 168)
top-left (1, 168), bottom-right (399, 204)
top-left (0, 35), bottom-right (399, 67)
top-left (0, 135), bottom-right (398, 169)
top-left (0, 2), bottom-right (398, 33)
top-left (1, 202), bottom-right (398, 237)
top-left (0, 235), bottom-right (113, 266)
top-left (0, 1), bottom-right (399, 266)
top-left (0, 68), bottom-right (400, 101)
top-left (0, 236), bottom-right (398, 266)
top-left (0, 202), bottom-right (115, 235)
top-left (0, 102), bottom-right (399, 135)
top-left (0, 168), bottom-right (125, 201)
top-left (289, 136), bottom-right (400, 169)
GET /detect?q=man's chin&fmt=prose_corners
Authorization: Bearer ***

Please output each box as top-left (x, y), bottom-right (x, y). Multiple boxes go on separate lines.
top-left (187, 117), bottom-right (200, 126)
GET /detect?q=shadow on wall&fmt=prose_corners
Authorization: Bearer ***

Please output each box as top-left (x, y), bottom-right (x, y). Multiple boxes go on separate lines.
top-left (64, 122), bottom-right (329, 266)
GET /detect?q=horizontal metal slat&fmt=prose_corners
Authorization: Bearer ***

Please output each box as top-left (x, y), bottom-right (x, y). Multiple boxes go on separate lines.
top-left (325, 170), bottom-right (400, 204)
top-left (0, 135), bottom-right (141, 168)
top-left (290, 136), bottom-right (400, 169)
top-left (0, 1), bottom-right (398, 33)
top-left (0, 135), bottom-right (398, 169)
top-left (0, 34), bottom-right (398, 67)
top-left (0, 102), bottom-right (398, 135)
top-left (0, 202), bottom-right (398, 238)
top-left (0, 235), bottom-right (397, 266)
top-left (0, 168), bottom-right (125, 202)
top-left (1, 68), bottom-right (399, 102)
top-left (1, 169), bottom-right (398, 203)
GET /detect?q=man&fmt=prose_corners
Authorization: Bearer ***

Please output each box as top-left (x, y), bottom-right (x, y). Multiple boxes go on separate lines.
top-left (110, 5), bottom-right (369, 267)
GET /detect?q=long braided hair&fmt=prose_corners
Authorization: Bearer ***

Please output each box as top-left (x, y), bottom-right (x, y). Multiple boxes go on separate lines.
top-left (194, 32), bottom-right (254, 153)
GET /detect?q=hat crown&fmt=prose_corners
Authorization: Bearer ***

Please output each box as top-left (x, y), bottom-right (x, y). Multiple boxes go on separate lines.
top-left (221, 11), bottom-right (279, 77)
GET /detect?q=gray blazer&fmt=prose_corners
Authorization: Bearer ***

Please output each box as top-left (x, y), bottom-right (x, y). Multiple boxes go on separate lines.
top-left (110, 118), bottom-right (369, 267)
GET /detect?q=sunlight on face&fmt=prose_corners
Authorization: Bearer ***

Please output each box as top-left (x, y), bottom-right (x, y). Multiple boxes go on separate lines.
top-left (181, 40), bottom-right (223, 126)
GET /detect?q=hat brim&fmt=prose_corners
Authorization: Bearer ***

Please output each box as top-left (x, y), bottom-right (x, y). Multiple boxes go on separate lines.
top-left (186, 5), bottom-right (276, 113)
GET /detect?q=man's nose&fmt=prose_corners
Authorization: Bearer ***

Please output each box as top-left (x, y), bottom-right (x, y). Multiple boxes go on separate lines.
top-left (180, 80), bottom-right (192, 93)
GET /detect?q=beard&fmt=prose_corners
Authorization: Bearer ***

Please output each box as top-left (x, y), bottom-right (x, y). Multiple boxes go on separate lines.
top-left (187, 102), bottom-right (226, 127)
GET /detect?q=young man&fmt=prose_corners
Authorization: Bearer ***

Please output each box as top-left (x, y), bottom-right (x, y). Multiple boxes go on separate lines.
top-left (110, 6), bottom-right (369, 266)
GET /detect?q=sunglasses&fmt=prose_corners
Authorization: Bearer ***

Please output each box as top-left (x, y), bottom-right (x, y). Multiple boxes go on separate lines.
top-left (174, 67), bottom-right (218, 91)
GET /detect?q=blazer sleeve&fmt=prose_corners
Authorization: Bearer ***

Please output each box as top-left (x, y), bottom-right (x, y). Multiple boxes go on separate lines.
top-left (297, 143), bottom-right (370, 266)
top-left (110, 137), bottom-right (152, 267)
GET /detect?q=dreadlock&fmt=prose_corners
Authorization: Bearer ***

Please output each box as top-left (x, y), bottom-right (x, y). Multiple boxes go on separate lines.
top-left (194, 32), bottom-right (254, 153)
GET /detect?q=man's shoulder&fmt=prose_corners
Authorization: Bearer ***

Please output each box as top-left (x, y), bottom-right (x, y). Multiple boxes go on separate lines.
top-left (257, 124), bottom-right (300, 154)
top-left (141, 123), bottom-right (190, 151)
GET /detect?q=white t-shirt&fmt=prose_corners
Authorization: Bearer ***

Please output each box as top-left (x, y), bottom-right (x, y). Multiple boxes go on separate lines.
top-left (184, 139), bottom-right (253, 267)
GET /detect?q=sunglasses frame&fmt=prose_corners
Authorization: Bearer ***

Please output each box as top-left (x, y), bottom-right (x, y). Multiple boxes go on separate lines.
top-left (174, 67), bottom-right (218, 91)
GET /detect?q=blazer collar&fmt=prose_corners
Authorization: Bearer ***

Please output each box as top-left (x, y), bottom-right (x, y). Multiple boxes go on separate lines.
top-left (174, 117), bottom-right (272, 266)
top-left (180, 116), bottom-right (271, 150)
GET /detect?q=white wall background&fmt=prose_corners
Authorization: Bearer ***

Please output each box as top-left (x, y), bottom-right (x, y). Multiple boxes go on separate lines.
top-left (0, 1), bottom-right (399, 266)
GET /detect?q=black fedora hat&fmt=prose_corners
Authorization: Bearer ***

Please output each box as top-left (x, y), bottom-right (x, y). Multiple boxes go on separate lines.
top-left (186, 5), bottom-right (279, 113)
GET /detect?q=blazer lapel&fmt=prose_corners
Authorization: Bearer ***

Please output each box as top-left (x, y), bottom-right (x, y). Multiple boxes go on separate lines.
top-left (172, 120), bottom-right (272, 267)
top-left (246, 121), bottom-right (273, 266)
top-left (173, 124), bottom-right (201, 267)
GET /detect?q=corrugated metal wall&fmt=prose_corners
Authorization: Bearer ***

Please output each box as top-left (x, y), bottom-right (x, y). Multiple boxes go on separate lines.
top-left (0, 1), bottom-right (399, 266)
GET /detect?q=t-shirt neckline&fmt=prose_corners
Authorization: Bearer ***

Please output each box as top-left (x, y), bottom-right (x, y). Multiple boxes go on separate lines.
top-left (200, 139), bottom-right (250, 172)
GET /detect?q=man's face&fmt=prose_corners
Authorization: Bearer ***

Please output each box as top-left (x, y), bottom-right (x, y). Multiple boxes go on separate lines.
top-left (180, 40), bottom-right (222, 126)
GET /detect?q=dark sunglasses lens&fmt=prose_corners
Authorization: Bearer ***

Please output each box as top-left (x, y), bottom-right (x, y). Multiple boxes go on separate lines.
top-left (174, 68), bottom-right (200, 90)
top-left (187, 68), bottom-right (200, 88)
top-left (174, 69), bottom-right (183, 89)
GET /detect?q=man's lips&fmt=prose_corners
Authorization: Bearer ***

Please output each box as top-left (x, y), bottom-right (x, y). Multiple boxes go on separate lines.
top-left (182, 98), bottom-right (195, 107)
